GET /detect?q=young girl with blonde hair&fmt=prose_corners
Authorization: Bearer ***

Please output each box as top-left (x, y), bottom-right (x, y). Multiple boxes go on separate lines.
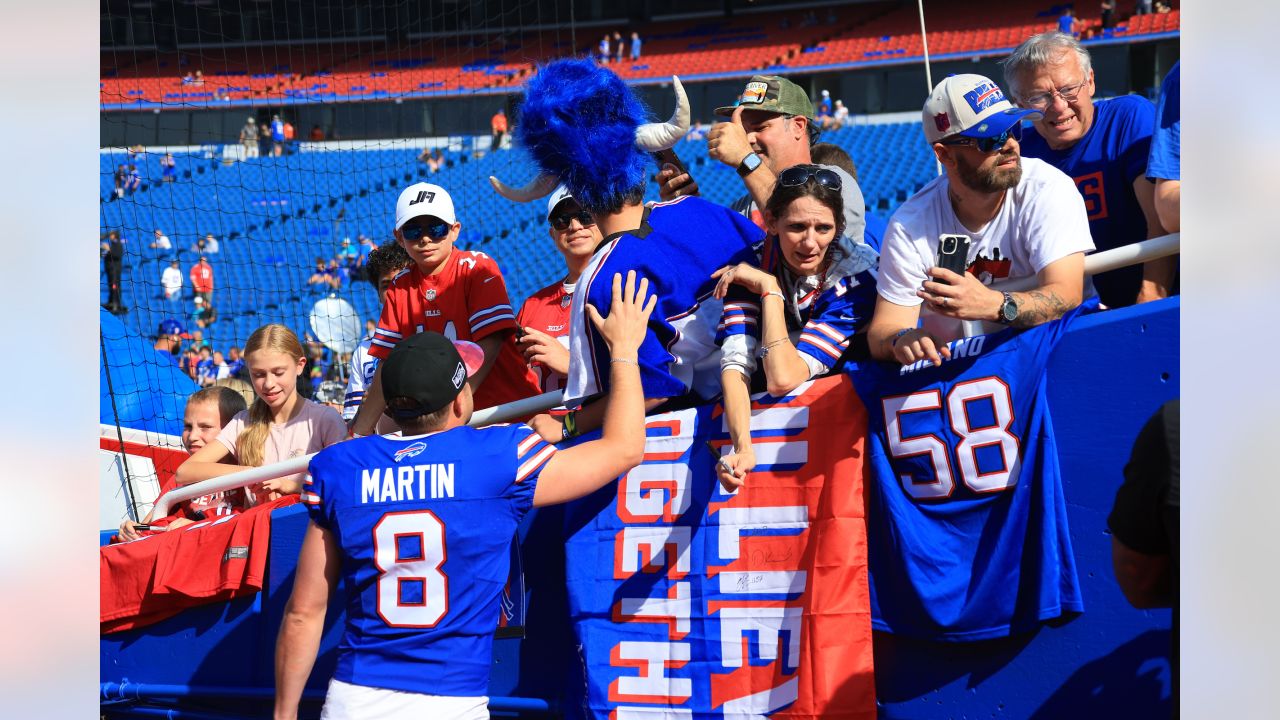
top-left (176, 323), bottom-right (347, 504)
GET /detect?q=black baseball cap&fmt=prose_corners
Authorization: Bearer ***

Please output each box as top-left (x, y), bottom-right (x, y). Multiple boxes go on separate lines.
top-left (381, 332), bottom-right (484, 419)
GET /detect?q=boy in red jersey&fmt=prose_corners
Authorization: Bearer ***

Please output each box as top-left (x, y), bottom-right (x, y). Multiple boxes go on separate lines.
top-left (515, 186), bottom-right (602, 393)
top-left (350, 182), bottom-right (539, 435)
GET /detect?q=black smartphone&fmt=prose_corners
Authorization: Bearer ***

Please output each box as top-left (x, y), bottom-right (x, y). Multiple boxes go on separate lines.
top-left (935, 234), bottom-right (971, 283)
top-left (651, 148), bottom-right (688, 176)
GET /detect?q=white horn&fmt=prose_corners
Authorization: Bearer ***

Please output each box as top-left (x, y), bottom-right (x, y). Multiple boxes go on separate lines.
top-left (488, 172), bottom-right (559, 203)
top-left (634, 76), bottom-right (690, 152)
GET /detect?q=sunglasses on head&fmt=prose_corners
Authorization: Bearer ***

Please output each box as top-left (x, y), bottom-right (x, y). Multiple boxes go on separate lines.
top-left (401, 219), bottom-right (452, 241)
top-left (778, 165), bottom-right (842, 192)
top-left (940, 124), bottom-right (1022, 153)
top-left (550, 211), bottom-right (595, 231)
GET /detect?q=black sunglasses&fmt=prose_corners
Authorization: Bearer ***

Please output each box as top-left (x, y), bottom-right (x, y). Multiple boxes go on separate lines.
top-left (401, 220), bottom-right (452, 241)
top-left (778, 165), bottom-right (842, 192)
top-left (550, 211), bottom-right (596, 231)
top-left (940, 124), bottom-right (1022, 153)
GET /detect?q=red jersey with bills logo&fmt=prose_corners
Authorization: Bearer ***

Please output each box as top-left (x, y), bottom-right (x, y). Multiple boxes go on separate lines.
top-left (516, 281), bottom-right (574, 393)
top-left (370, 249), bottom-right (539, 410)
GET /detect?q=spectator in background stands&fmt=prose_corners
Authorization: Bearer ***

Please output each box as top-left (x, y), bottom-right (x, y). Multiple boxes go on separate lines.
top-left (190, 255), bottom-right (214, 305)
top-left (271, 115), bottom-right (286, 156)
top-left (662, 75), bottom-right (869, 254)
top-left (326, 258), bottom-right (348, 287)
top-left (193, 69), bottom-right (204, 86)
top-left (428, 148), bottom-right (444, 172)
top-left (195, 346), bottom-right (216, 387)
top-left (283, 118), bottom-right (296, 154)
top-left (181, 348), bottom-right (200, 380)
top-left (309, 124), bottom-right (324, 141)
top-left (810, 142), bottom-right (888, 253)
top-left (160, 153), bottom-right (176, 183)
top-left (193, 296), bottom-right (217, 328)
top-left (125, 164), bottom-right (142, 194)
top-left (210, 351), bottom-right (231, 381)
top-left (153, 319), bottom-right (186, 364)
top-left (308, 257), bottom-right (339, 291)
top-left (337, 237), bottom-right (359, 264)
top-left (1058, 7), bottom-right (1079, 37)
top-left (1100, 1), bottom-right (1116, 31)
top-left (489, 109), bottom-right (508, 152)
top-left (194, 232), bottom-right (219, 254)
top-left (516, 186), bottom-right (603, 394)
top-left (868, 74), bottom-right (1093, 366)
top-left (101, 230), bottom-right (126, 314)
top-left (177, 323), bottom-right (347, 503)
top-left (630, 32), bottom-right (642, 61)
top-left (831, 99), bottom-right (849, 129)
top-left (225, 346), bottom-right (245, 378)
top-left (161, 258), bottom-right (183, 302)
top-left (817, 89), bottom-right (833, 118)
top-left (686, 121), bottom-right (706, 141)
top-left (1005, 32), bottom-right (1172, 306)
top-left (150, 228), bottom-right (171, 250)
top-left (116, 386), bottom-right (250, 542)
top-left (599, 33), bottom-right (610, 63)
top-left (1137, 0), bottom-right (1154, 14)
top-left (240, 117), bottom-right (258, 159)
top-left (614, 31), bottom-right (624, 63)
top-left (348, 182), bottom-right (540, 436)
top-left (344, 242), bottom-right (413, 428)
top-left (113, 164), bottom-right (127, 199)
top-left (1148, 62), bottom-right (1180, 234)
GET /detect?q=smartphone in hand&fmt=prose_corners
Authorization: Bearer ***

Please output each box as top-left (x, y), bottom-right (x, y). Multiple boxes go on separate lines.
top-left (934, 234), bottom-right (971, 283)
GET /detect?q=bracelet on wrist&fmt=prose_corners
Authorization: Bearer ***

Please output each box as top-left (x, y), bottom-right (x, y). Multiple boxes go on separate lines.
top-left (610, 357), bottom-right (639, 366)
top-left (562, 410), bottom-right (579, 439)
top-left (760, 290), bottom-right (784, 302)
top-left (890, 328), bottom-right (914, 348)
top-left (758, 336), bottom-right (790, 358)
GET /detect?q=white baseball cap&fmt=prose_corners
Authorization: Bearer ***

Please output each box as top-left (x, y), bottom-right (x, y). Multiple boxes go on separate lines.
top-left (545, 185), bottom-right (575, 220)
top-left (922, 74), bottom-right (1042, 144)
top-left (395, 182), bottom-right (456, 231)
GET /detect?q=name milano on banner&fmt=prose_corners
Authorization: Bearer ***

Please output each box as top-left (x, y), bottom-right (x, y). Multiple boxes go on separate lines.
top-left (563, 375), bottom-right (875, 719)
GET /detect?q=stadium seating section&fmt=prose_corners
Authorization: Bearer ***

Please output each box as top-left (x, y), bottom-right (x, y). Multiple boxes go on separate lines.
top-left (100, 119), bottom-right (936, 351)
top-left (101, 2), bottom-right (1178, 107)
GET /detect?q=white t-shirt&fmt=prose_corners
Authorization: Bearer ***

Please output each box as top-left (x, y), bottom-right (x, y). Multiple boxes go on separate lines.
top-left (161, 266), bottom-right (184, 297)
top-left (878, 157), bottom-right (1094, 341)
top-left (153, 234), bottom-right (171, 249)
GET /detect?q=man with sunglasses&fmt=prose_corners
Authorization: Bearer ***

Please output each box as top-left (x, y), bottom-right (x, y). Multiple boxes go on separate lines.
top-left (1005, 32), bottom-right (1172, 307)
top-left (868, 74), bottom-right (1094, 367)
top-left (515, 186), bottom-right (602, 395)
top-left (349, 182), bottom-right (540, 436)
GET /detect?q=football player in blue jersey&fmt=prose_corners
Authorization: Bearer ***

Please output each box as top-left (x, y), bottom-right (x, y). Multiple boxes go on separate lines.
top-left (489, 59), bottom-right (764, 444)
top-left (711, 165), bottom-right (878, 488)
top-left (274, 271), bottom-right (654, 720)
top-left (1004, 32), bottom-right (1173, 307)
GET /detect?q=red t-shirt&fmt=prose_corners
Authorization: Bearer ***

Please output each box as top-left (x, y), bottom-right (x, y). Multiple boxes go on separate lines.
top-left (516, 280), bottom-right (574, 393)
top-left (370, 249), bottom-right (539, 411)
top-left (190, 263), bottom-right (214, 292)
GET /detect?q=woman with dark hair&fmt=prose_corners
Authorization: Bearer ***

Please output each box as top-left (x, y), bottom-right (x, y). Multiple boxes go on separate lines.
top-left (711, 164), bottom-right (878, 489)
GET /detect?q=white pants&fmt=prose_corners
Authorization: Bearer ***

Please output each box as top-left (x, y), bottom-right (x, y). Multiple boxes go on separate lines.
top-left (320, 678), bottom-right (488, 720)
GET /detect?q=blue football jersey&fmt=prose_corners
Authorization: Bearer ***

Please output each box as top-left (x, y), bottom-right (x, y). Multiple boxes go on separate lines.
top-left (303, 424), bottom-right (556, 696)
top-left (565, 195), bottom-right (764, 404)
top-left (848, 306), bottom-right (1086, 641)
top-left (1019, 94), bottom-right (1155, 307)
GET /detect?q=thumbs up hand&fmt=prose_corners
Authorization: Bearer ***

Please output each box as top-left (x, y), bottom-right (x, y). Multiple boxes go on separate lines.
top-left (708, 105), bottom-right (755, 169)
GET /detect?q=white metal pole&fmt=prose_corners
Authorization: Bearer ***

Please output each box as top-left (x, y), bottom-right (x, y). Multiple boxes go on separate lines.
top-left (918, 0), bottom-right (943, 177)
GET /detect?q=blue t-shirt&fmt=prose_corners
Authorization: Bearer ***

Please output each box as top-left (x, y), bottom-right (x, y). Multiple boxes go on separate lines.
top-left (1058, 14), bottom-right (1074, 33)
top-left (569, 196), bottom-right (764, 403)
top-left (304, 424), bottom-right (555, 696)
top-left (1147, 62), bottom-right (1180, 182)
top-left (1019, 94), bottom-right (1155, 307)
top-left (271, 120), bottom-right (285, 142)
top-left (848, 302), bottom-right (1090, 641)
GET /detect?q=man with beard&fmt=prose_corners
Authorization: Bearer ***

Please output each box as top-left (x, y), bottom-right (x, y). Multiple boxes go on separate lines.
top-left (868, 74), bottom-right (1094, 366)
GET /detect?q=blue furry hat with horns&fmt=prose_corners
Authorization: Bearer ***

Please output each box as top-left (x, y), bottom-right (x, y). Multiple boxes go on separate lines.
top-left (489, 58), bottom-right (690, 214)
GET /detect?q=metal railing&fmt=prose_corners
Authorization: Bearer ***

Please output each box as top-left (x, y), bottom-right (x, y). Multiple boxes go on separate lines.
top-left (148, 233), bottom-right (1179, 519)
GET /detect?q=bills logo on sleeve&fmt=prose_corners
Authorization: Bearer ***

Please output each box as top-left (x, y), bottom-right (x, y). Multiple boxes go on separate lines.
top-left (394, 441), bottom-right (428, 462)
top-left (963, 82), bottom-right (1006, 114)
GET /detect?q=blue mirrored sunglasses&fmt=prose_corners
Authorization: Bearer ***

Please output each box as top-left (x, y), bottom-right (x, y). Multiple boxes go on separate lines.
top-left (401, 220), bottom-right (451, 241)
top-left (940, 124), bottom-right (1022, 153)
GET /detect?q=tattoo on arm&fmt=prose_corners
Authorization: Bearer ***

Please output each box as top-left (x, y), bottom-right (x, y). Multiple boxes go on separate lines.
top-left (1010, 289), bottom-right (1072, 328)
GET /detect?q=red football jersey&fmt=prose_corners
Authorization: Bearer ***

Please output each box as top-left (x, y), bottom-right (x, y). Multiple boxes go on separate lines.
top-left (517, 281), bottom-right (574, 393)
top-left (370, 248), bottom-right (539, 410)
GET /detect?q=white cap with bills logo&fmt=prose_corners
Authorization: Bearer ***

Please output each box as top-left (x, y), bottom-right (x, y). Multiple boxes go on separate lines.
top-left (921, 74), bottom-right (1042, 144)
